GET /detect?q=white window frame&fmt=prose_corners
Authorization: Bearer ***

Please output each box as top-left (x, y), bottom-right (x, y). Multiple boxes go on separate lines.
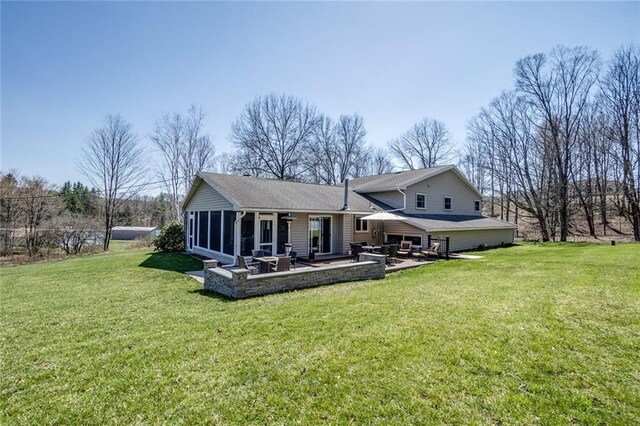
top-left (444, 196), bottom-right (452, 211)
top-left (416, 193), bottom-right (427, 210)
top-left (354, 216), bottom-right (369, 233)
top-left (474, 200), bottom-right (481, 213)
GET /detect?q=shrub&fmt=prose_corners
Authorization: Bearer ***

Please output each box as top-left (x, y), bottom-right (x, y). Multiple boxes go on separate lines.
top-left (153, 222), bottom-right (185, 252)
top-left (478, 243), bottom-right (488, 251)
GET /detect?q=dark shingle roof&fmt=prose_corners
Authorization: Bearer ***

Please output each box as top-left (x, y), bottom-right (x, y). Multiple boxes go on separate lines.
top-left (400, 214), bottom-right (517, 231)
top-left (198, 172), bottom-right (381, 213)
top-left (347, 166), bottom-right (453, 192)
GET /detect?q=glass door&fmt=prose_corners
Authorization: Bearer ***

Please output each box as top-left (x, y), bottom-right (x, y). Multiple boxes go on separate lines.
top-left (188, 212), bottom-right (194, 250)
top-left (309, 216), bottom-right (332, 255)
top-left (257, 214), bottom-right (275, 255)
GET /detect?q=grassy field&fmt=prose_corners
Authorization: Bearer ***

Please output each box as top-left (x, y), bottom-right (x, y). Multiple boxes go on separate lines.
top-left (1, 243), bottom-right (639, 424)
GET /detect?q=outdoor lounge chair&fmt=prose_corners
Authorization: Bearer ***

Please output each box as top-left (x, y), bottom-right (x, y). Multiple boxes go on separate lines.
top-left (397, 241), bottom-right (412, 258)
top-left (422, 242), bottom-right (441, 261)
top-left (237, 255), bottom-right (259, 275)
top-left (270, 256), bottom-right (291, 272)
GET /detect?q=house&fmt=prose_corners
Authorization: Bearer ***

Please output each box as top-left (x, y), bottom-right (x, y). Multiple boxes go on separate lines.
top-left (182, 165), bottom-right (516, 264)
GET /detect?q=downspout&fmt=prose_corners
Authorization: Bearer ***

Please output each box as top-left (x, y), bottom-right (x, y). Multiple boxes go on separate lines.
top-left (385, 189), bottom-right (407, 212)
top-left (398, 188), bottom-right (406, 211)
top-left (234, 211), bottom-right (247, 259)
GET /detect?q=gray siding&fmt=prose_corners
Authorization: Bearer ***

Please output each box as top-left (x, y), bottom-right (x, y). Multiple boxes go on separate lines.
top-left (432, 228), bottom-right (514, 252)
top-left (351, 214), bottom-right (377, 245)
top-left (405, 170), bottom-right (482, 216)
top-left (365, 190), bottom-right (404, 209)
top-left (184, 182), bottom-right (233, 212)
top-left (341, 214), bottom-right (353, 254)
top-left (332, 215), bottom-right (343, 255)
top-left (289, 213), bottom-right (309, 258)
top-left (380, 221), bottom-right (513, 252)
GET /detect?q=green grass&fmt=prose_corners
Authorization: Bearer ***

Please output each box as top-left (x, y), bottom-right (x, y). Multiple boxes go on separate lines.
top-left (1, 243), bottom-right (639, 424)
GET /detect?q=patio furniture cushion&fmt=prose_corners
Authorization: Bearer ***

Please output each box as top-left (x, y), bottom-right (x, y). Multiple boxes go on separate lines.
top-left (397, 240), bottom-right (412, 257)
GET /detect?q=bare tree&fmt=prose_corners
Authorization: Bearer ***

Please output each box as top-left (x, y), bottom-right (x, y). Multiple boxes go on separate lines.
top-left (388, 117), bottom-right (454, 169)
top-left (151, 105), bottom-right (215, 221)
top-left (333, 114), bottom-right (369, 181)
top-left (600, 44), bottom-right (640, 241)
top-left (17, 176), bottom-right (61, 255)
top-left (231, 94), bottom-right (318, 180)
top-left (367, 146), bottom-right (395, 175)
top-left (306, 113), bottom-right (369, 184)
top-left (307, 114), bottom-right (338, 184)
top-left (51, 213), bottom-right (99, 254)
top-left (181, 105), bottom-right (216, 192)
top-left (79, 114), bottom-right (147, 251)
top-left (515, 46), bottom-right (600, 241)
top-left (150, 112), bottom-right (185, 222)
top-left (0, 172), bottom-right (20, 254)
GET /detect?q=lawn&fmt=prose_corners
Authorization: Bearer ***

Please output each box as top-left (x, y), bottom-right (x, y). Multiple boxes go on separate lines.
top-left (1, 243), bottom-right (639, 424)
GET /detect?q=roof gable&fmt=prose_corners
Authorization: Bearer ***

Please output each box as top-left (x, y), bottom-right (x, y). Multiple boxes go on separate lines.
top-left (350, 165), bottom-right (482, 198)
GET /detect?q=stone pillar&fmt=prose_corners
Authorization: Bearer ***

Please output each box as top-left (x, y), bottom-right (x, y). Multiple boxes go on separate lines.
top-left (203, 259), bottom-right (218, 271)
top-left (231, 269), bottom-right (249, 298)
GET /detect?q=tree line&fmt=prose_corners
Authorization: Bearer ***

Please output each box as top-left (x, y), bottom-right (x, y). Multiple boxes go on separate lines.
top-left (460, 44), bottom-right (639, 242)
top-left (3, 43), bottom-right (637, 257)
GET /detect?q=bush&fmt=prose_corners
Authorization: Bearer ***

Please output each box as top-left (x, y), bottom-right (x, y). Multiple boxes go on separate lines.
top-left (478, 243), bottom-right (488, 251)
top-left (153, 223), bottom-right (185, 252)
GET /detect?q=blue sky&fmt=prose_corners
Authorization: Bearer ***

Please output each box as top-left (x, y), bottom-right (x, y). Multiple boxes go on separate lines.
top-left (2, 1), bottom-right (639, 188)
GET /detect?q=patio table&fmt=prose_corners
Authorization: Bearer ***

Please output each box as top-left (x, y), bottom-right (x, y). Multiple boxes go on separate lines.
top-left (361, 245), bottom-right (381, 253)
top-left (254, 256), bottom-right (279, 273)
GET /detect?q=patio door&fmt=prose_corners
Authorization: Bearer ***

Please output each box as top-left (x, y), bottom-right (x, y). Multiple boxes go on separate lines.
top-left (309, 216), bottom-right (331, 255)
top-left (256, 214), bottom-right (276, 255)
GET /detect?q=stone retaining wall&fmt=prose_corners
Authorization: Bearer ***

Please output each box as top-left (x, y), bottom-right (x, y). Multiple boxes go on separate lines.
top-left (203, 254), bottom-right (386, 299)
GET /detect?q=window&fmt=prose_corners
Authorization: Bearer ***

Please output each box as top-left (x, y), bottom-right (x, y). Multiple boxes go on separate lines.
top-left (209, 211), bottom-right (221, 252)
top-left (355, 216), bottom-right (368, 232)
top-left (416, 193), bottom-right (426, 209)
top-left (444, 196), bottom-right (452, 211)
top-left (223, 211), bottom-right (235, 255)
top-left (474, 200), bottom-right (481, 213)
top-left (198, 211), bottom-right (208, 248)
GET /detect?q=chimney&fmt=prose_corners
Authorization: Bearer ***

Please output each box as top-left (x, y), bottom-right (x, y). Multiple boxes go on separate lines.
top-left (341, 179), bottom-right (350, 211)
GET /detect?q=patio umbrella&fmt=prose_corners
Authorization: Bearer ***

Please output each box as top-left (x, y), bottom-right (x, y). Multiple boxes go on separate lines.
top-left (359, 211), bottom-right (408, 244)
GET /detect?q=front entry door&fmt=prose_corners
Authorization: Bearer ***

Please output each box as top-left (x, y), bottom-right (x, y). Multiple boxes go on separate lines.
top-left (257, 214), bottom-right (276, 255)
top-left (309, 216), bottom-right (332, 255)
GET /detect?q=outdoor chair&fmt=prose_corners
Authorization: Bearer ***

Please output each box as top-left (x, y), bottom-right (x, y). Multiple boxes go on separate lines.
top-left (379, 245), bottom-right (390, 265)
top-left (350, 242), bottom-right (363, 262)
top-left (422, 242), bottom-right (441, 261)
top-left (360, 241), bottom-right (368, 247)
top-left (388, 244), bottom-right (398, 266)
top-left (237, 255), bottom-right (259, 275)
top-left (397, 241), bottom-right (412, 258)
top-left (289, 250), bottom-right (298, 270)
top-left (251, 249), bottom-right (265, 259)
top-left (270, 256), bottom-right (291, 273)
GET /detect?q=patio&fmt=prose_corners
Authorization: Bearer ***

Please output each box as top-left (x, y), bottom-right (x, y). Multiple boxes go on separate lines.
top-left (186, 253), bottom-right (458, 297)
top-left (200, 253), bottom-right (388, 298)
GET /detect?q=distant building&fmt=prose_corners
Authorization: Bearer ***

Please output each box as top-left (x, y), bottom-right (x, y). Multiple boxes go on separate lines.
top-left (111, 226), bottom-right (159, 240)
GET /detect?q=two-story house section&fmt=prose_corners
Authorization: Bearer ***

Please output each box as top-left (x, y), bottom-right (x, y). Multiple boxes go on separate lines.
top-left (348, 166), bottom-right (516, 252)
